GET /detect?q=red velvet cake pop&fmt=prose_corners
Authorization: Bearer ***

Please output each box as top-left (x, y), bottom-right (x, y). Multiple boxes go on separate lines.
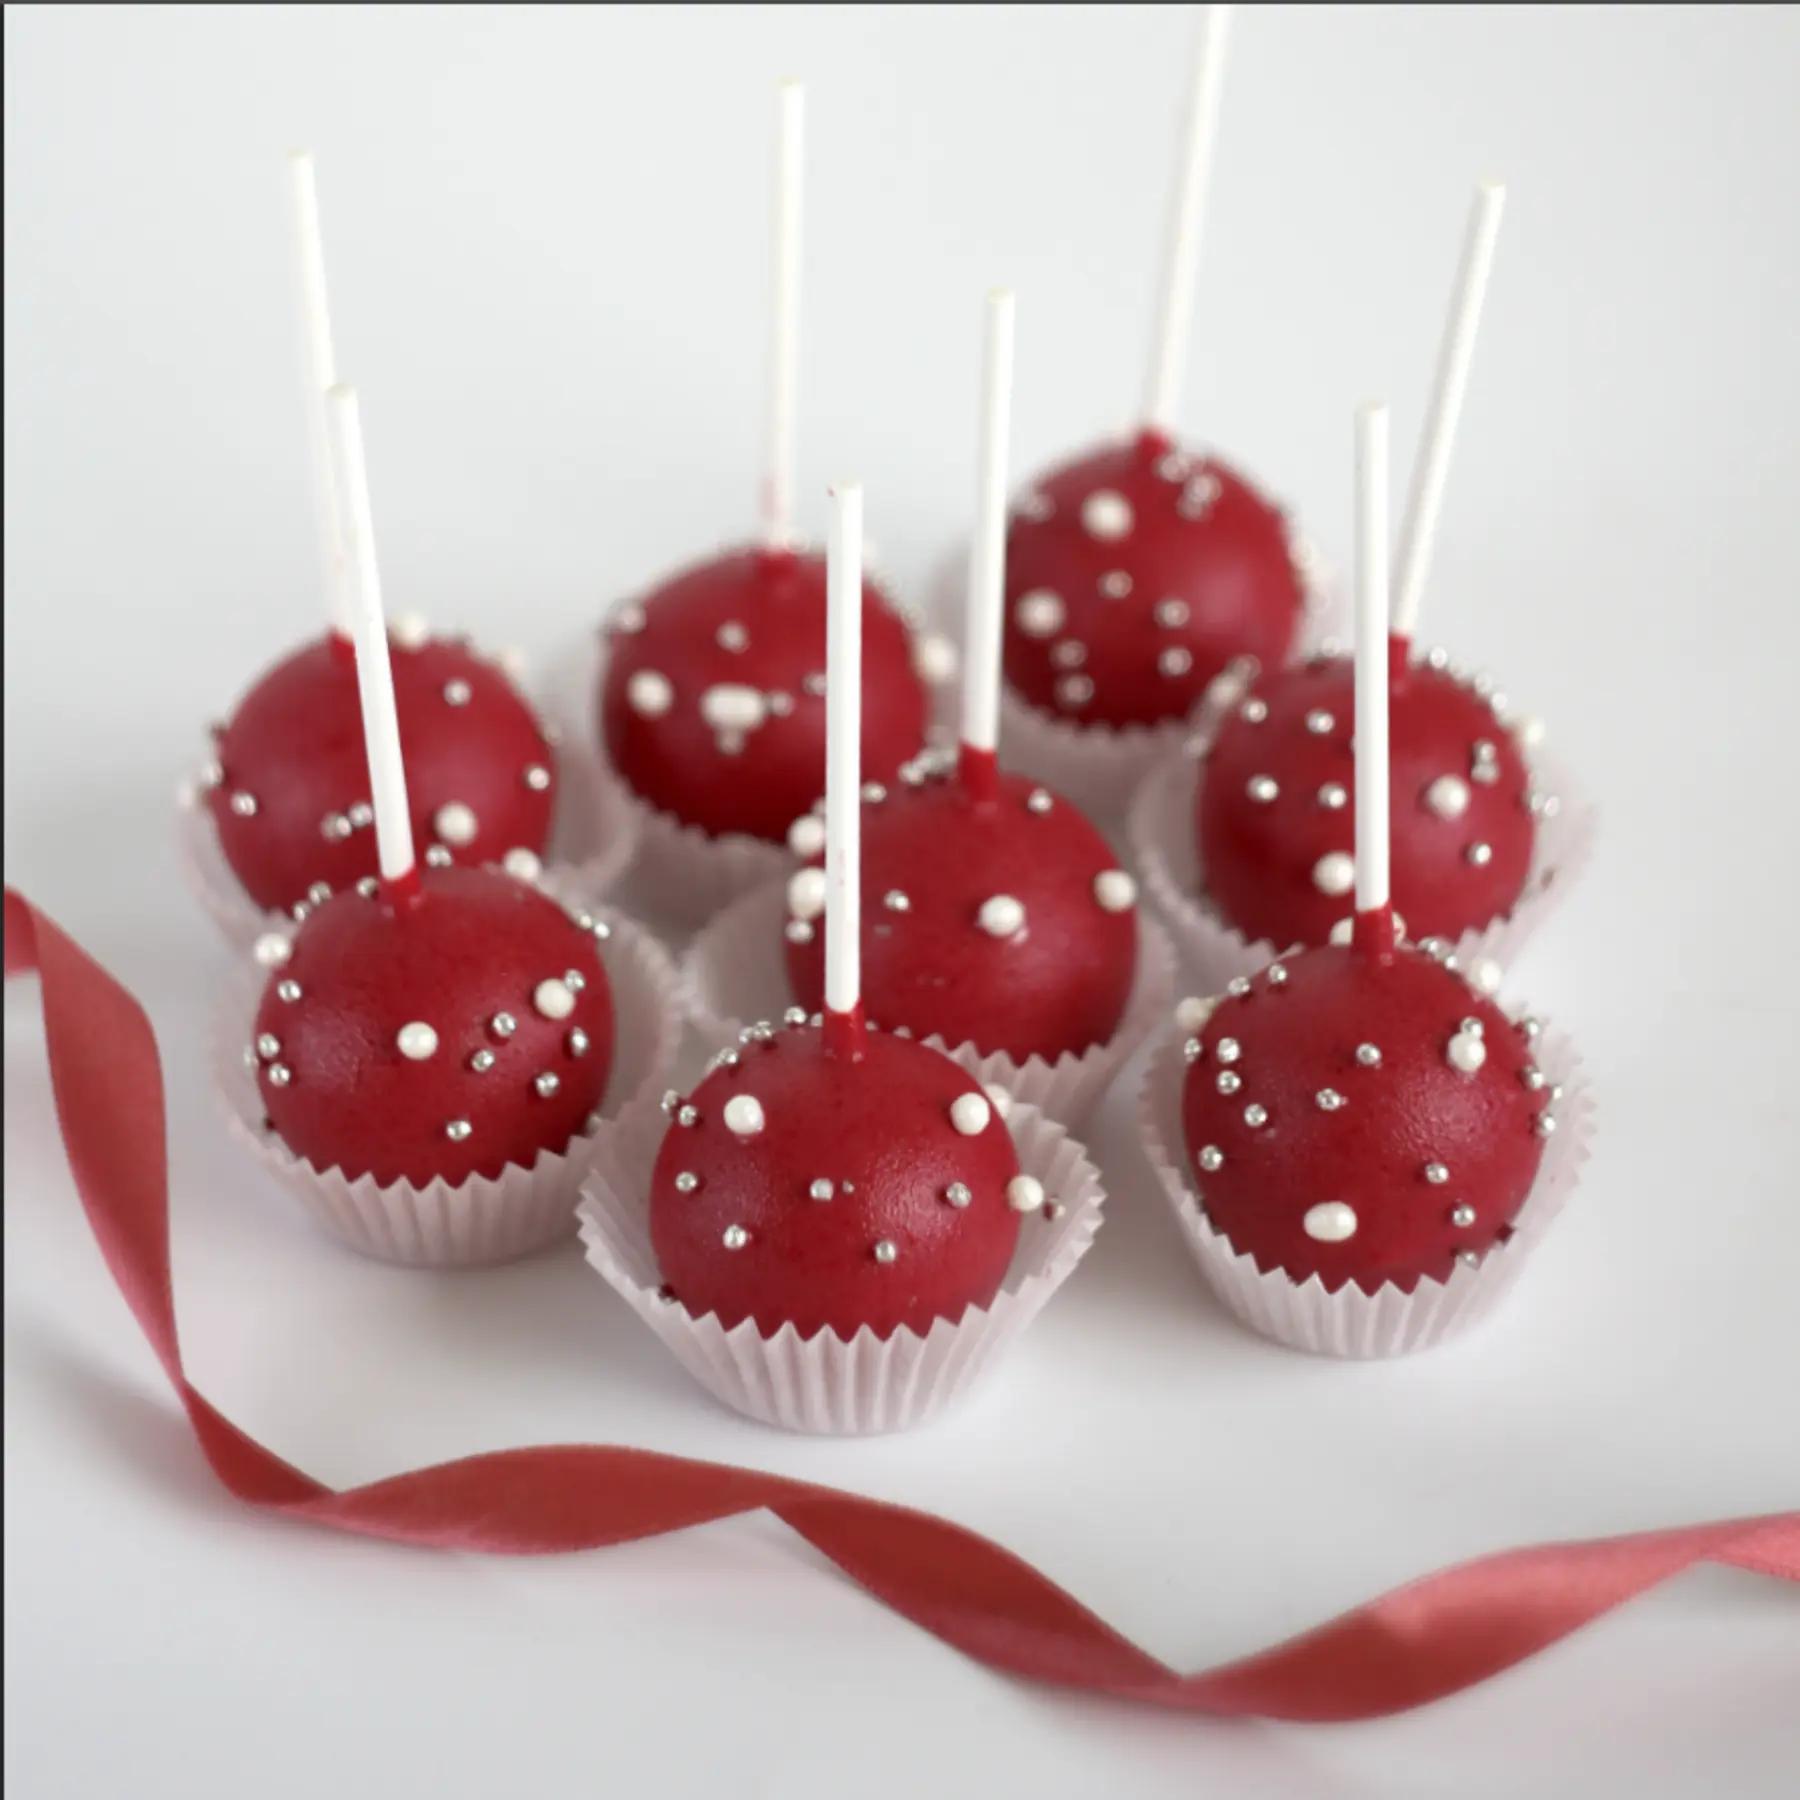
top-left (653, 482), bottom-right (1034, 1340)
top-left (595, 83), bottom-right (938, 845)
top-left (1179, 940), bottom-right (1551, 1295)
top-left (1193, 647), bottom-right (1541, 947)
top-left (201, 154), bottom-right (558, 920)
top-left (206, 629), bottom-right (557, 916)
top-left (250, 386), bottom-right (615, 1192)
top-left (253, 864), bottom-right (613, 1187)
top-left (1002, 433), bottom-right (1306, 729)
top-left (1001, 11), bottom-right (1311, 733)
top-left (784, 294), bottom-right (1138, 1062)
top-left (598, 547), bottom-right (931, 843)
top-left (1180, 403), bottom-right (1551, 1299)
top-left (649, 1016), bottom-right (1022, 1338)
top-left (1191, 183), bottom-right (1539, 949)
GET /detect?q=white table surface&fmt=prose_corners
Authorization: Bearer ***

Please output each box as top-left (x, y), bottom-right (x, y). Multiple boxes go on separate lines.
top-left (6, 5), bottom-right (1798, 1796)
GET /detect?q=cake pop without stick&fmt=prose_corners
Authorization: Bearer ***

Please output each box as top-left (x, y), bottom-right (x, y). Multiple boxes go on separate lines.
top-left (1001, 6), bottom-right (1312, 736)
top-left (249, 386), bottom-right (614, 1189)
top-left (1192, 183), bottom-right (1546, 949)
top-left (196, 153), bottom-right (560, 919)
top-left (597, 84), bottom-right (937, 847)
top-left (784, 292), bottom-right (1139, 1063)
top-left (650, 482), bottom-right (1028, 1341)
top-left (1178, 404), bottom-right (1550, 1298)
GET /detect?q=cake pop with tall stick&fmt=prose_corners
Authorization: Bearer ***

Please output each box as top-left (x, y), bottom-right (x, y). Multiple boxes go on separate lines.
top-left (1187, 182), bottom-right (1560, 952)
top-left (597, 83), bottom-right (938, 855)
top-left (782, 292), bottom-right (1141, 1064)
top-left (193, 153), bottom-right (563, 925)
top-left (1174, 403), bottom-right (1553, 1300)
top-left (999, 6), bottom-right (1315, 768)
top-left (647, 482), bottom-right (1027, 1342)
top-left (246, 385), bottom-right (615, 1191)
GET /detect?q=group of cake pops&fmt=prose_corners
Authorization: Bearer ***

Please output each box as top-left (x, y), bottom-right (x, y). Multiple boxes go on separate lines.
top-left (189, 8), bottom-right (1589, 1421)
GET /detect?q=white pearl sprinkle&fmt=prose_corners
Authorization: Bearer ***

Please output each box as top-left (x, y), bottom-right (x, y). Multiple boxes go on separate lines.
top-left (1247, 774), bottom-right (1279, 803)
top-left (502, 847), bottom-right (542, 882)
top-left (443, 679), bottom-right (472, 706)
top-left (252, 932), bottom-right (292, 969)
top-left (1158, 646), bottom-right (1193, 678)
top-left (276, 980), bottom-right (302, 1002)
top-left (1471, 958), bottom-right (1503, 996)
top-left (533, 978), bottom-right (576, 1020)
top-left (785, 919), bottom-right (814, 944)
top-left (444, 1118), bottom-right (471, 1141)
top-left (1216, 1070), bottom-right (1241, 1094)
top-left (1093, 870), bottom-right (1137, 912)
top-left (700, 683), bottom-right (767, 734)
top-left (787, 814), bottom-right (826, 858)
top-left (723, 1094), bottom-right (766, 1137)
top-left (914, 633), bottom-right (957, 683)
top-left (1315, 1088), bottom-right (1345, 1111)
top-left (1240, 697), bottom-right (1268, 724)
top-left (1356, 1042), bottom-right (1383, 1067)
top-left (1056, 673), bottom-right (1095, 709)
top-left (1050, 639), bottom-right (1087, 669)
top-left (391, 613), bottom-right (430, 649)
top-left (1465, 841), bottom-right (1494, 867)
top-left (809, 1178), bottom-right (835, 1201)
top-left (1305, 709), bottom-right (1336, 735)
top-left (1080, 489), bottom-right (1133, 540)
top-left (883, 889), bottom-right (911, 912)
top-left (788, 866), bottom-right (828, 921)
top-left (1026, 788), bottom-right (1054, 814)
top-left (1216, 1037), bottom-right (1241, 1064)
top-left (873, 1239), bottom-right (899, 1265)
top-left (1006, 1175), bottom-right (1046, 1214)
top-left (1517, 715), bottom-right (1547, 749)
top-left (626, 669), bottom-right (674, 717)
top-left (522, 765), bottom-right (552, 792)
top-left (944, 1181), bottom-right (972, 1209)
top-left (396, 1021), bottom-right (438, 1060)
top-left (1318, 782), bottom-right (1348, 810)
top-left (977, 894), bottom-right (1026, 937)
top-left (949, 1092), bottom-right (992, 1136)
top-left (433, 802), bottom-right (479, 847)
top-left (534, 1072), bottom-right (560, 1097)
top-left (1446, 1027), bottom-right (1487, 1074)
top-left (1244, 1103), bottom-right (1268, 1128)
top-left (721, 1224), bottom-right (750, 1251)
top-left (1099, 570), bottom-right (1134, 599)
top-left (716, 620), bottom-right (750, 652)
top-left (230, 791), bottom-right (258, 817)
top-left (1424, 774), bottom-right (1471, 820)
top-left (674, 1171), bottom-right (699, 1193)
top-left (1312, 851), bottom-right (1355, 896)
top-left (1154, 598), bottom-right (1190, 629)
top-left (1303, 1201), bottom-right (1358, 1243)
top-left (1198, 1144), bottom-right (1224, 1172)
top-left (1451, 1202), bottom-right (1477, 1229)
top-left (1015, 590), bottom-right (1065, 638)
top-left (1175, 995), bottom-right (1217, 1033)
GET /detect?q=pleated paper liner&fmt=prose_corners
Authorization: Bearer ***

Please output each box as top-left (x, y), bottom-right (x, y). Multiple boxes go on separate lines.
top-left (680, 877), bottom-right (1177, 1128)
top-left (175, 733), bottom-right (640, 952)
top-left (213, 905), bottom-right (683, 1268)
top-left (576, 1092), bottom-right (1106, 1434)
top-left (1128, 743), bottom-right (1598, 994)
top-left (1138, 1017), bottom-right (1594, 1358)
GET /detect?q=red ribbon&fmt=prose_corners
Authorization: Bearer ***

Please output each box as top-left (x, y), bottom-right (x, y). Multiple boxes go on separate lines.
top-left (6, 884), bottom-right (1795, 1721)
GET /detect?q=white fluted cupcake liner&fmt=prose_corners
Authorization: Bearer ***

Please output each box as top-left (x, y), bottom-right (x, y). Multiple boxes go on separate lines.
top-left (1138, 1019), bottom-right (1594, 1357)
top-left (1128, 744), bottom-right (1598, 994)
top-left (575, 1096), bottom-right (1105, 1433)
top-left (681, 877), bottom-right (1176, 1128)
top-left (213, 907), bottom-right (683, 1267)
top-left (174, 731), bottom-right (640, 952)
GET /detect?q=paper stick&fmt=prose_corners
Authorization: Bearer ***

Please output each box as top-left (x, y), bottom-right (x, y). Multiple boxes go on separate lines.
top-left (960, 289), bottom-right (1017, 759)
top-left (823, 481), bottom-right (863, 1019)
top-left (1354, 402), bottom-right (1391, 918)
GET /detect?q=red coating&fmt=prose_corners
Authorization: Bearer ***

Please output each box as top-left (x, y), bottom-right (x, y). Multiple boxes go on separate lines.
top-left (1194, 651), bottom-right (1537, 947)
top-left (783, 765), bottom-right (1138, 1063)
top-left (1003, 432), bottom-right (1306, 730)
top-left (598, 547), bottom-right (931, 844)
top-left (252, 866), bottom-right (614, 1188)
top-left (207, 632), bottom-right (557, 915)
top-left (650, 1022), bottom-right (1023, 1340)
top-left (1179, 943), bottom-right (1550, 1295)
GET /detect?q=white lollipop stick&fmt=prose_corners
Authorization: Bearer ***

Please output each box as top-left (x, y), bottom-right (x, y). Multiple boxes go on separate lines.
top-left (325, 385), bottom-right (416, 886)
top-left (763, 81), bottom-right (805, 552)
top-left (1354, 402), bottom-right (1391, 918)
top-left (1142, 4), bottom-right (1233, 435)
top-left (1391, 181), bottom-right (1506, 641)
top-left (960, 288), bottom-right (1017, 761)
top-left (287, 151), bottom-right (351, 636)
top-left (823, 480), bottom-right (863, 1023)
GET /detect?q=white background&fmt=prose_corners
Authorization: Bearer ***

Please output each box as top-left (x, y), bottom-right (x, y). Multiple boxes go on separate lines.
top-left (6, 5), bottom-right (1799, 1796)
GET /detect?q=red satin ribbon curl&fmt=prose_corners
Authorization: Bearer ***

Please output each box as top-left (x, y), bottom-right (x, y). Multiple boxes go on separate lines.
top-left (5, 886), bottom-right (1795, 1721)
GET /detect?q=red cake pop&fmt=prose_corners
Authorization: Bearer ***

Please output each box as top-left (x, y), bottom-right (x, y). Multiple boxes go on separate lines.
top-left (207, 630), bottom-right (557, 916)
top-left (651, 483), bottom-right (1028, 1339)
top-left (595, 84), bottom-right (936, 844)
top-left (599, 547), bottom-right (930, 843)
top-left (1001, 10), bottom-right (1310, 732)
top-left (1191, 184), bottom-right (1540, 949)
top-left (783, 294), bottom-right (1138, 1062)
top-left (199, 154), bottom-right (558, 919)
top-left (1179, 405), bottom-right (1549, 1296)
top-left (250, 386), bottom-right (614, 1190)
